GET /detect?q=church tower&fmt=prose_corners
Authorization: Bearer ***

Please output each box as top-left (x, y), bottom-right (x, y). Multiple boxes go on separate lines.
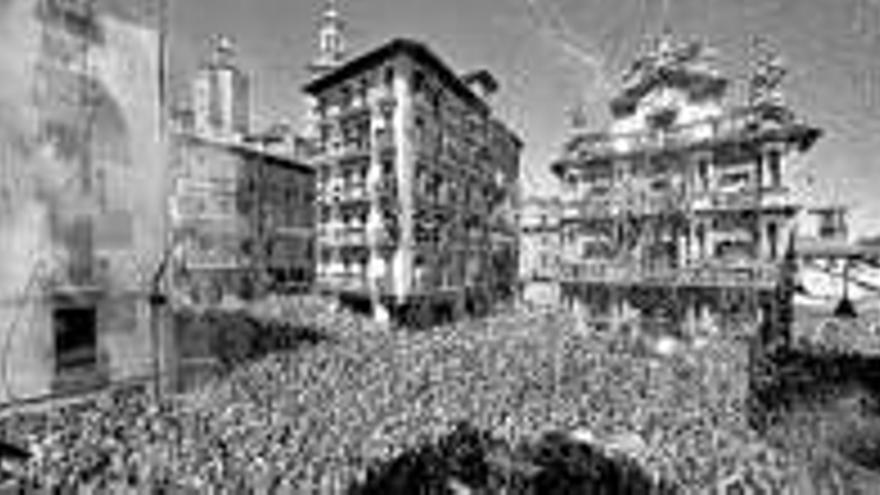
top-left (308, 0), bottom-right (346, 76)
top-left (303, 0), bottom-right (348, 145)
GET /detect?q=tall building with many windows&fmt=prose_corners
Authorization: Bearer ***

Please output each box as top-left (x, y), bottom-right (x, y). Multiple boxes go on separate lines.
top-left (303, 38), bottom-right (522, 324)
top-left (551, 32), bottom-right (821, 339)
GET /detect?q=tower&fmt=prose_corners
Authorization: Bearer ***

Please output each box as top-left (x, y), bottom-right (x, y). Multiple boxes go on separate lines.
top-left (303, 0), bottom-right (348, 144)
top-left (309, 0), bottom-right (346, 76)
top-left (192, 35), bottom-right (250, 141)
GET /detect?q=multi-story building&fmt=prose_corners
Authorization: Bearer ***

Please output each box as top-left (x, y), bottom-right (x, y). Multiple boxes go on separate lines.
top-left (519, 196), bottom-right (562, 307)
top-left (169, 133), bottom-right (316, 303)
top-left (169, 39), bottom-right (315, 304)
top-left (551, 32), bottom-right (821, 338)
top-left (302, 32), bottom-right (522, 324)
top-left (0, 0), bottom-right (167, 403)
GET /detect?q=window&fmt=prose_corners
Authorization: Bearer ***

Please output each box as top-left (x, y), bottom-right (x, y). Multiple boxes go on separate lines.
top-left (697, 223), bottom-right (706, 258)
top-left (767, 149), bottom-right (782, 187)
top-left (698, 158), bottom-right (709, 189)
top-left (340, 85), bottom-right (352, 108)
top-left (412, 70), bottom-right (425, 94)
top-left (767, 222), bottom-right (778, 260)
top-left (415, 116), bottom-right (425, 145)
top-left (53, 306), bottom-right (97, 373)
top-left (384, 66), bottom-right (395, 88)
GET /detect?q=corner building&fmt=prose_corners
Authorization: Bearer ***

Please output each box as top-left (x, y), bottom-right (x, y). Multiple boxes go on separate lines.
top-left (551, 33), bottom-right (821, 338)
top-left (303, 38), bottom-right (522, 325)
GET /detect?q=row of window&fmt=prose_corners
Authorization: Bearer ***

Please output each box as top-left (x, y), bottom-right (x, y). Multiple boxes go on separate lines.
top-left (314, 68), bottom-right (393, 118)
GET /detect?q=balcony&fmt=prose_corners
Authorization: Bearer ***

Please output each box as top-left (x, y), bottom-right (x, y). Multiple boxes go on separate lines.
top-left (561, 188), bottom-right (685, 221)
top-left (693, 188), bottom-right (760, 212)
top-left (318, 272), bottom-right (369, 294)
top-left (368, 86), bottom-right (397, 107)
top-left (559, 260), bottom-right (780, 289)
top-left (562, 196), bottom-right (615, 220)
top-left (321, 102), bottom-right (370, 123)
top-left (339, 182), bottom-right (369, 204)
top-left (626, 189), bottom-right (686, 216)
top-left (554, 106), bottom-right (820, 172)
top-left (341, 227), bottom-right (368, 247)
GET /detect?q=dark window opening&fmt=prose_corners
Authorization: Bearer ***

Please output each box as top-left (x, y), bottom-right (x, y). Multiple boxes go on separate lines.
top-left (412, 70), bottom-right (425, 94)
top-left (697, 224), bottom-right (706, 258)
top-left (698, 158), bottom-right (709, 189)
top-left (384, 67), bottom-right (395, 88)
top-left (53, 306), bottom-right (97, 372)
top-left (767, 222), bottom-right (779, 260)
top-left (767, 150), bottom-right (782, 187)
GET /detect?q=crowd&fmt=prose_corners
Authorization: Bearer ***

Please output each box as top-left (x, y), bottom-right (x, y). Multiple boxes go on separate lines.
top-left (0, 295), bottom-right (845, 492)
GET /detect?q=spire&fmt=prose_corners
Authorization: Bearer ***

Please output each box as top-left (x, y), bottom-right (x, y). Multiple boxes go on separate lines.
top-left (309, 0), bottom-right (346, 75)
top-left (210, 34), bottom-right (236, 68)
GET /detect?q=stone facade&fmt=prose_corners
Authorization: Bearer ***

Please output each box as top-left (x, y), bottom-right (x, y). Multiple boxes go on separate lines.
top-left (0, 0), bottom-right (166, 404)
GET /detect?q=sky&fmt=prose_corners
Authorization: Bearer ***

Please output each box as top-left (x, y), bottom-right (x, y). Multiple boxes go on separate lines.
top-left (164, 0), bottom-right (880, 237)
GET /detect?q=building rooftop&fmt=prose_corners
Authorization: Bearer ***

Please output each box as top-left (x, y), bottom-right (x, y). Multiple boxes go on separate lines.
top-left (302, 37), bottom-right (490, 115)
top-left (174, 131), bottom-right (315, 174)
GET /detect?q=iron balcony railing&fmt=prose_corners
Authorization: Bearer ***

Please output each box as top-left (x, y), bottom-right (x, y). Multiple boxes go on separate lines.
top-left (562, 188), bottom-right (687, 220)
top-left (559, 260), bottom-right (780, 289)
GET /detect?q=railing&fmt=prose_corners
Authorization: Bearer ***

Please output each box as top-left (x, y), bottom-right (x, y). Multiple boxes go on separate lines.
top-left (559, 261), bottom-right (780, 288)
top-left (317, 273), bottom-right (369, 293)
top-left (562, 107), bottom-right (785, 161)
top-left (342, 229), bottom-right (368, 247)
top-left (341, 183), bottom-right (368, 202)
top-left (562, 188), bottom-right (686, 219)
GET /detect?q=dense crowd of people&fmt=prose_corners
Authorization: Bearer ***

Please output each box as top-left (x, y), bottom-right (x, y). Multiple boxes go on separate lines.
top-left (0, 295), bottom-right (857, 492)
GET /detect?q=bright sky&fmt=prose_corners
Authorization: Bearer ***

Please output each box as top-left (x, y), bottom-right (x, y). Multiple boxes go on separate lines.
top-left (166, 0), bottom-right (880, 237)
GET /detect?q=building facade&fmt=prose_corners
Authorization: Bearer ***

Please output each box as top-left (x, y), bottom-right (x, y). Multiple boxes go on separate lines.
top-left (169, 133), bottom-right (315, 303)
top-left (168, 35), bottom-right (316, 305)
top-left (303, 38), bottom-right (522, 324)
top-left (0, 0), bottom-right (167, 403)
top-left (551, 33), bottom-right (821, 338)
top-left (519, 196), bottom-right (562, 307)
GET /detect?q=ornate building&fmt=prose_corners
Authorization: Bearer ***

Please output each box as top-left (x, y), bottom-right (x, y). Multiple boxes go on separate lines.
top-left (303, 34), bottom-right (522, 324)
top-left (551, 32), bottom-right (821, 338)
